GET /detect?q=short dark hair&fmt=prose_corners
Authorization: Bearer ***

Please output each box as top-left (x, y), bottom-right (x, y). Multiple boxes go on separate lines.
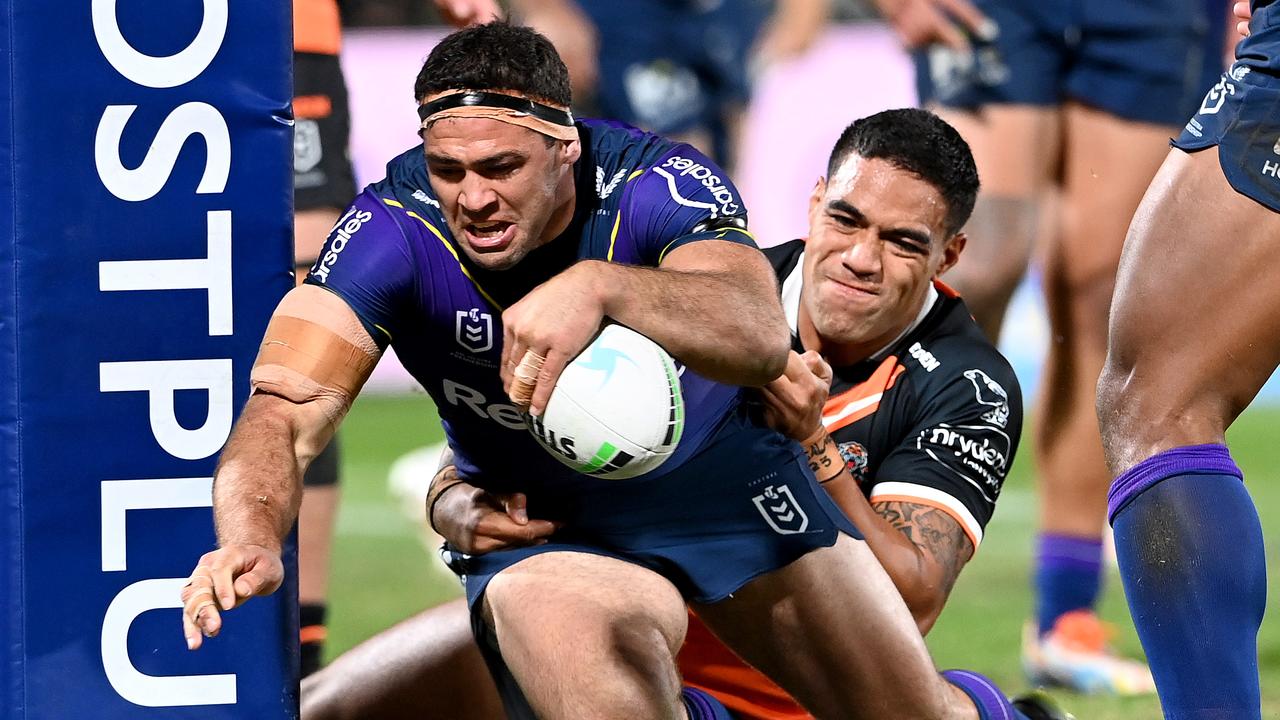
top-left (414, 22), bottom-right (572, 107)
top-left (826, 109), bottom-right (979, 235)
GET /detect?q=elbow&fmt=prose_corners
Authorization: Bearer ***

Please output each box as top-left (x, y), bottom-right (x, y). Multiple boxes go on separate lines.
top-left (900, 584), bottom-right (947, 636)
top-left (741, 321), bottom-right (791, 386)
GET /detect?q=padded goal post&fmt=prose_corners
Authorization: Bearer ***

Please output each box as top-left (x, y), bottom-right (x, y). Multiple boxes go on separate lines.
top-left (0, 1), bottom-right (296, 717)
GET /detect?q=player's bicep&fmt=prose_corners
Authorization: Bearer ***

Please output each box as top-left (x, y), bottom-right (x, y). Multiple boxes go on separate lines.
top-left (251, 284), bottom-right (382, 445)
top-left (871, 499), bottom-right (974, 595)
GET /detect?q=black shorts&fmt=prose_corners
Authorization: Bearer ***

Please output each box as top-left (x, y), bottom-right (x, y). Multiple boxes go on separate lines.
top-left (294, 52), bottom-right (356, 214)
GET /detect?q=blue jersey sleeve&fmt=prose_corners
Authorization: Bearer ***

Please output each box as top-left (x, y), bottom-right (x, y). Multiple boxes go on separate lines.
top-left (302, 188), bottom-right (417, 346)
top-left (619, 144), bottom-right (756, 265)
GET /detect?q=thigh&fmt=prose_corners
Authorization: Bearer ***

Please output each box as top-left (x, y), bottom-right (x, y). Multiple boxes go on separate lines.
top-left (934, 105), bottom-right (1060, 198)
top-left (1051, 102), bottom-right (1174, 295)
top-left (300, 598), bottom-right (503, 720)
top-left (692, 534), bottom-right (965, 720)
top-left (1104, 146), bottom-right (1280, 471)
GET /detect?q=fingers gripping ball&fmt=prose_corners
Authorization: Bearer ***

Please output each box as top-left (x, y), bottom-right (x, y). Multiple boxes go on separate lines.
top-left (525, 324), bottom-right (684, 479)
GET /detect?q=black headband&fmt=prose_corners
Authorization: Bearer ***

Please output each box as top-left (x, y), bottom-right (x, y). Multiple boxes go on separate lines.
top-left (417, 91), bottom-right (575, 126)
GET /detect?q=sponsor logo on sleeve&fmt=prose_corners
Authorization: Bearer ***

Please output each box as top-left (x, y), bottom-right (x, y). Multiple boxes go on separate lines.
top-left (752, 484), bottom-right (810, 535)
top-left (311, 207), bottom-right (372, 283)
top-left (916, 422), bottom-right (1011, 499)
top-left (963, 368), bottom-right (1009, 427)
top-left (652, 155), bottom-right (741, 218)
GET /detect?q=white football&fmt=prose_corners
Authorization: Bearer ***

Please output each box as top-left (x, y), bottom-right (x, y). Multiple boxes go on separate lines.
top-left (525, 323), bottom-right (684, 479)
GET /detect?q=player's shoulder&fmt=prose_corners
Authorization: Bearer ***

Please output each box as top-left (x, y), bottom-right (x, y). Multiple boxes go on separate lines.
top-left (895, 289), bottom-right (1021, 411)
top-left (581, 118), bottom-right (744, 220)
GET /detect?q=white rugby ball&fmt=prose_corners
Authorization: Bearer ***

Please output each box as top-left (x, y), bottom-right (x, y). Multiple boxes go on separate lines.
top-left (525, 323), bottom-right (684, 479)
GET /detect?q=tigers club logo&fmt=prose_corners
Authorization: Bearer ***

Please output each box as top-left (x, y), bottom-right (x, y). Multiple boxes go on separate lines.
top-left (838, 441), bottom-right (870, 483)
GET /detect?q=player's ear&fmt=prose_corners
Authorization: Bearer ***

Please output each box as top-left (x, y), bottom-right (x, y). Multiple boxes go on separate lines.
top-left (936, 231), bottom-right (967, 276)
top-left (808, 177), bottom-right (826, 215)
top-left (560, 138), bottom-right (582, 166)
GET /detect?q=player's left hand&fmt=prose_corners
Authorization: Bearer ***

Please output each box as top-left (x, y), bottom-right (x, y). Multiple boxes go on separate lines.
top-left (500, 261), bottom-right (606, 416)
top-left (759, 350), bottom-right (833, 441)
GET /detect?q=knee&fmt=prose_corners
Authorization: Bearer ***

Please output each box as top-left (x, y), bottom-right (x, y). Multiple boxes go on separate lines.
top-left (1096, 355), bottom-right (1142, 471)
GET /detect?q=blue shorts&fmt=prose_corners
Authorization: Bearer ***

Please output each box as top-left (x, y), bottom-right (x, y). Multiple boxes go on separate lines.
top-left (577, 0), bottom-right (769, 144)
top-left (915, 0), bottom-right (1216, 126)
top-left (1174, 1), bottom-right (1280, 212)
top-left (449, 407), bottom-right (860, 718)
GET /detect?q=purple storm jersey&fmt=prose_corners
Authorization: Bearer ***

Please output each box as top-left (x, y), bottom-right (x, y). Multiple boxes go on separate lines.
top-left (304, 119), bottom-right (756, 495)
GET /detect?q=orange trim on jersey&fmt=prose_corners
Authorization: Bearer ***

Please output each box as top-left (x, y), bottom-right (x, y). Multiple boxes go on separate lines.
top-left (294, 0), bottom-right (341, 55)
top-left (294, 94), bottom-right (334, 120)
top-left (869, 493), bottom-right (980, 550)
top-left (821, 355), bottom-right (905, 434)
top-left (677, 612), bottom-right (811, 720)
top-left (299, 624), bottom-right (328, 644)
top-left (933, 278), bottom-right (960, 298)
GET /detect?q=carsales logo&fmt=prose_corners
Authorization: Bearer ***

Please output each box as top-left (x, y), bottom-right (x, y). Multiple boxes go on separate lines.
top-left (654, 155), bottom-right (741, 218)
top-left (312, 207), bottom-right (373, 283)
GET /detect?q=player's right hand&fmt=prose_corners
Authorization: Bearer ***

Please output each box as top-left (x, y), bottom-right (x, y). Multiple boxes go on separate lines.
top-left (430, 478), bottom-right (561, 555)
top-left (873, 0), bottom-right (995, 52)
top-left (181, 544), bottom-right (284, 651)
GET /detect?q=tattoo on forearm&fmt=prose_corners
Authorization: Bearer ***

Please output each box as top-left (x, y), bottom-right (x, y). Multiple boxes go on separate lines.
top-left (871, 500), bottom-right (974, 594)
top-left (804, 433), bottom-right (844, 483)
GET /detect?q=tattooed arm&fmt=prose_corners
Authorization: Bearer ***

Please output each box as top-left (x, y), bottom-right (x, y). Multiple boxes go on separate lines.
top-left (804, 431), bottom-right (974, 634)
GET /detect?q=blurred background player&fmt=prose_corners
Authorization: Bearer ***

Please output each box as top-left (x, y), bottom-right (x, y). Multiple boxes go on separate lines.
top-left (510, 0), bottom-right (832, 167)
top-left (291, 0), bottom-right (500, 677)
top-left (875, 0), bottom-right (1227, 694)
top-left (1098, 2), bottom-right (1277, 716)
top-left (292, 0), bottom-right (356, 676)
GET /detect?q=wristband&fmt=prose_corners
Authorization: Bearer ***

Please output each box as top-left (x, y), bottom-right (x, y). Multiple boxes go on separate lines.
top-left (800, 427), bottom-right (846, 484)
top-left (427, 478), bottom-right (467, 533)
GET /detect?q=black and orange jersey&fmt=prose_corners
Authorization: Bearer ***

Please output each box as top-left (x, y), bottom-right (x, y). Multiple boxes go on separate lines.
top-left (769, 238), bottom-right (1022, 548)
top-left (677, 238), bottom-right (1024, 720)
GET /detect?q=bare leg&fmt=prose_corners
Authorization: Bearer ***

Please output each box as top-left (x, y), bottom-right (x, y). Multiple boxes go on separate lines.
top-left (1097, 145), bottom-right (1280, 719)
top-left (1037, 102), bottom-right (1174, 538)
top-left (1099, 146), bottom-right (1280, 469)
top-left (301, 598), bottom-right (504, 720)
top-left (482, 552), bottom-right (690, 720)
top-left (693, 534), bottom-right (977, 720)
top-left (932, 105), bottom-right (1060, 340)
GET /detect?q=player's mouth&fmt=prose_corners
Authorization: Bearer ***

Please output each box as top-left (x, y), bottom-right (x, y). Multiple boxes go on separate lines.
top-left (463, 221), bottom-right (516, 250)
top-left (826, 276), bottom-right (880, 299)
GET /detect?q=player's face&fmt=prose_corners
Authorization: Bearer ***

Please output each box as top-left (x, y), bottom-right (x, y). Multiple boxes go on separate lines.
top-left (802, 155), bottom-right (965, 360)
top-left (424, 117), bottom-right (581, 270)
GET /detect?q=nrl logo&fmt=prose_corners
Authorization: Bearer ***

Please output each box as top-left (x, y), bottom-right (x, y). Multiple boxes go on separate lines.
top-left (456, 308), bottom-right (493, 353)
top-left (752, 484), bottom-right (809, 535)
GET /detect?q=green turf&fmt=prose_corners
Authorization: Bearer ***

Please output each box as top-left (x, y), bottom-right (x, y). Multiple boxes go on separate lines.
top-left (326, 394), bottom-right (1280, 718)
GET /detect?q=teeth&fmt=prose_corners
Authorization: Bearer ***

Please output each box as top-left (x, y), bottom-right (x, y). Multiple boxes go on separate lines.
top-left (472, 222), bottom-right (505, 237)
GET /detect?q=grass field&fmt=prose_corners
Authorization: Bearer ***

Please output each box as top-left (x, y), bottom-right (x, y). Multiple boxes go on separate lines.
top-left (324, 393), bottom-right (1280, 719)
